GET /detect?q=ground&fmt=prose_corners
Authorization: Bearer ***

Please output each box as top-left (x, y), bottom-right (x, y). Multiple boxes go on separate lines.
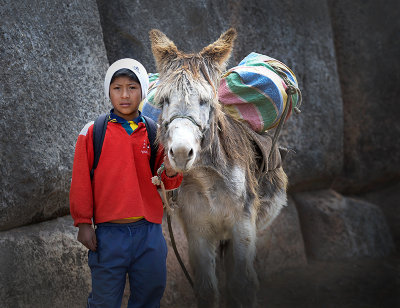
top-left (162, 252), bottom-right (399, 307)
top-left (258, 253), bottom-right (399, 308)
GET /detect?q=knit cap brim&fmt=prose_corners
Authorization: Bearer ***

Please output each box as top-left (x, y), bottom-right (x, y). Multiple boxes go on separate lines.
top-left (104, 58), bottom-right (149, 101)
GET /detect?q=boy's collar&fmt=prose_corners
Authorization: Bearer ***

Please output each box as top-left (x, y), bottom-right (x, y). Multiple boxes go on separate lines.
top-left (109, 109), bottom-right (143, 124)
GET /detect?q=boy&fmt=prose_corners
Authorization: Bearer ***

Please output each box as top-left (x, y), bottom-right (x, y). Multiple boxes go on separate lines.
top-left (70, 58), bottom-right (182, 308)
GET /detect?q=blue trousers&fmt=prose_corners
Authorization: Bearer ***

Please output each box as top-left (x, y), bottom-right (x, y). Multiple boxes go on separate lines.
top-left (87, 220), bottom-right (167, 308)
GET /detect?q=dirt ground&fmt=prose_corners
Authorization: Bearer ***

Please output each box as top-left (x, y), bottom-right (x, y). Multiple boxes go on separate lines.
top-left (162, 253), bottom-right (399, 308)
top-left (257, 253), bottom-right (399, 308)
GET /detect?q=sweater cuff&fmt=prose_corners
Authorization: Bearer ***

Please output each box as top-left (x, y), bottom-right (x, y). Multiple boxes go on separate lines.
top-left (73, 217), bottom-right (93, 227)
top-left (160, 170), bottom-right (183, 189)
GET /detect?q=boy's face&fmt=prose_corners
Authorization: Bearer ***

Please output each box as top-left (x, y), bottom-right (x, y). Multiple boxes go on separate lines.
top-left (109, 75), bottom-right (142, 121)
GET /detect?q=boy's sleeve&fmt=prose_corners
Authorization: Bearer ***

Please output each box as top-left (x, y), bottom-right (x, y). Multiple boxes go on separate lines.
top-left (160, 168), bottom-right (183, 189)
top-left (69, 121), bottom-right (95, 227)
top-left (153, 144), bottom-right (183, 190)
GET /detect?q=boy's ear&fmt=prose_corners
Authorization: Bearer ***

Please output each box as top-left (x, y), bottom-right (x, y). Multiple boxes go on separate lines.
top-left (149, 29), bottom-right (180, 72)
top-left (200, 28), bottom-right (237, 70)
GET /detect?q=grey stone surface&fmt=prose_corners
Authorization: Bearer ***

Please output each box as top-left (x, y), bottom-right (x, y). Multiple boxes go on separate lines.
top-left (256, 196), bottom-right (307, 277)
top-left (0, 0), bottom-right (110, 230)
top-left (293, 189), bottom-right (394, 260)
top-left (0, 216), bottom-right (91, 308)
top-left (96, 0), bottom-right (344, 191)
top-left (328, 0), bottom-right (400, 193)
top-left (358, 182), bottom-right (400, 251)
top-left (96, 0), bottom-right (237, 70)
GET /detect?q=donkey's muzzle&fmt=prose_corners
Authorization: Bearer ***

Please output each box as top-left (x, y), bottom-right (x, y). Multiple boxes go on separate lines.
top-left (168, 143), bottom-right (195, 171)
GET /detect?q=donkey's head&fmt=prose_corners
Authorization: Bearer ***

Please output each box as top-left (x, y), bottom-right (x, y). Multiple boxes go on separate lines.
top-left (149, 28), bottom-right (237, 172)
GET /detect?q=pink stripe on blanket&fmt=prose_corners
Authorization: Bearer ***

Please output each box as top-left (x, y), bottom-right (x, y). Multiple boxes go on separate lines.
top-left (219, 78), bottom-right (248, 105)
top-left (236, 103), bottom-right (263, 132)
top-left (220, 78), bottom-right (264, 131)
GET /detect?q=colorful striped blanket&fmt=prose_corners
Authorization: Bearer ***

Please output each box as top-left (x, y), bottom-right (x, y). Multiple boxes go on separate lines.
top-left (141, 52), bottom-right (301, 133)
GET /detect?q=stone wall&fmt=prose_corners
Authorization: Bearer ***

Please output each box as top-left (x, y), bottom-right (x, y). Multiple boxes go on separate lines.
top-left (328, 0), bottom-right (400, 193)
top-left (0, 0), bottom-right (398, 307)
top-left (0, 217), bottom-right (91, 308)
top-left (0, 0), bottom-right (109, 231)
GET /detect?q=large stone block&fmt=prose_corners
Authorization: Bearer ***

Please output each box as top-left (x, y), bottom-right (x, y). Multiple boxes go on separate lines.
top-left (96, 0), bottom-right (237, 70)
top-left (0, 0), bottom-right (110, 230)
top-left (0, 216), bottom-right (90, 308)
top-left (293, 189), bottom-right (394, 260)
top-left (97, 0), bottom-right (344, 191)
top-left (328, 0), bottom-right (400, 192)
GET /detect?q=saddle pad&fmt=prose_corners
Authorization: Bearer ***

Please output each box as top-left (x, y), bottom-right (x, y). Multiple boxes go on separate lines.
top-left (241, 123), bottom-right (282, 173)
top-left (219, 52), bottom-right (300, 132)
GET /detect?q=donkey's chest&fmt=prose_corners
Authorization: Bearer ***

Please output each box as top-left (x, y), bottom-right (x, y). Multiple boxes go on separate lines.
top-left (176, 167), bottom-right (247, 235)
top-left (181, 166), bottom-right (246, 202)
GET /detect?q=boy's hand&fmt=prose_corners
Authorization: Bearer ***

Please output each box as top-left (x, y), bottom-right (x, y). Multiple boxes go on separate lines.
top-left (77, 223), bottom-right (97, 251)
top-left (164, 155), bottom-right (178, 177)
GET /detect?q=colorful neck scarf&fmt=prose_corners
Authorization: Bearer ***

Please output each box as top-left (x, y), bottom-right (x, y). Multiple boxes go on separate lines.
top-left (108, 109), bottom-right (143, 135)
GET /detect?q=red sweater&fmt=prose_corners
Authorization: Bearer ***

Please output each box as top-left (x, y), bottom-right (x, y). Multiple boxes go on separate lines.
top-left (69, 120), bottom-right (182, 226)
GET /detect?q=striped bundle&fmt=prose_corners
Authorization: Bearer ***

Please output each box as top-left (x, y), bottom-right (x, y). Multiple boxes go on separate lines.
top-left (141, 52), bottom-right (301, 133)
top-left (219, 52), bottom-right (301, 132)
top-left (140, 73), bottom-right (161, 122)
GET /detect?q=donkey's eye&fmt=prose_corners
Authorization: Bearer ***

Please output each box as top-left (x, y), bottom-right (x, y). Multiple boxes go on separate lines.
top-left (199, 100), bottom-right (207, 106)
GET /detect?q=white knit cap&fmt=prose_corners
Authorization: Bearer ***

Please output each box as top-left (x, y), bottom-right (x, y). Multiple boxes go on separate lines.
top-left (104, 58), bottom-right (149, 101)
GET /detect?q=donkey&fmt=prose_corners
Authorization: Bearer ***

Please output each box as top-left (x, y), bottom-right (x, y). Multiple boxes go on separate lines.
top-left (149, 28), bottom-right (288, 308)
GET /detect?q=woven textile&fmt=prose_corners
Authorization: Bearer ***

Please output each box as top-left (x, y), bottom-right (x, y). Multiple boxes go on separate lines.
top-left (141, 73), bottom-right (161, 122)
top-left (141, 53), bottom-right (300, 133)
top-left (219, 52), bottom-right (300, 132)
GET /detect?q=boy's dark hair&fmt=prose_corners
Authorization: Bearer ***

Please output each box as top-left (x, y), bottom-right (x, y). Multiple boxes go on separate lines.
top-left (111, 68), bottom-right (140, 85)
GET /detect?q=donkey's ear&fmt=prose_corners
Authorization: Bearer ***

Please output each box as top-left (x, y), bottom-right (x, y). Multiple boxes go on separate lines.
top-left (200, 28), bottom-right (237, 68)
top-left (149, 29), bottom-right (180, 72)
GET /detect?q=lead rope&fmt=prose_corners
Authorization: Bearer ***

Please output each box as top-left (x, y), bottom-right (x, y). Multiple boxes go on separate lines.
top-left (151, 167), bottom-right (194, 289)
top-left (166, 202), bottom-right (194, 289)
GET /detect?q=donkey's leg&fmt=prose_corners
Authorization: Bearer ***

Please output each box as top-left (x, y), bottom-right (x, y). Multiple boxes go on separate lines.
top-left (188, 235), bottom-right (219, 308)
top-left (222, 240), bottom-right (238, 308)
top-left (226, 218), bottom-right (259, 308)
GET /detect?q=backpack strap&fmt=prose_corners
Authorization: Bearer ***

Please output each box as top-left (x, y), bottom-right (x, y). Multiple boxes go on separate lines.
top-left (90, 114), bottom-right (158, 178)
top-left (143, 115), bottom-right (159, 174)
top-left (90, 113), bottom-right (108, 179)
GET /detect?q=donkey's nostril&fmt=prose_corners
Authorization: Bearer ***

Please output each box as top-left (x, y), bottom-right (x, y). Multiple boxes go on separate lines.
top-left (188, 149), bottom-right (193, 158)
top-left (169, 148), bottom-right (174, 157)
